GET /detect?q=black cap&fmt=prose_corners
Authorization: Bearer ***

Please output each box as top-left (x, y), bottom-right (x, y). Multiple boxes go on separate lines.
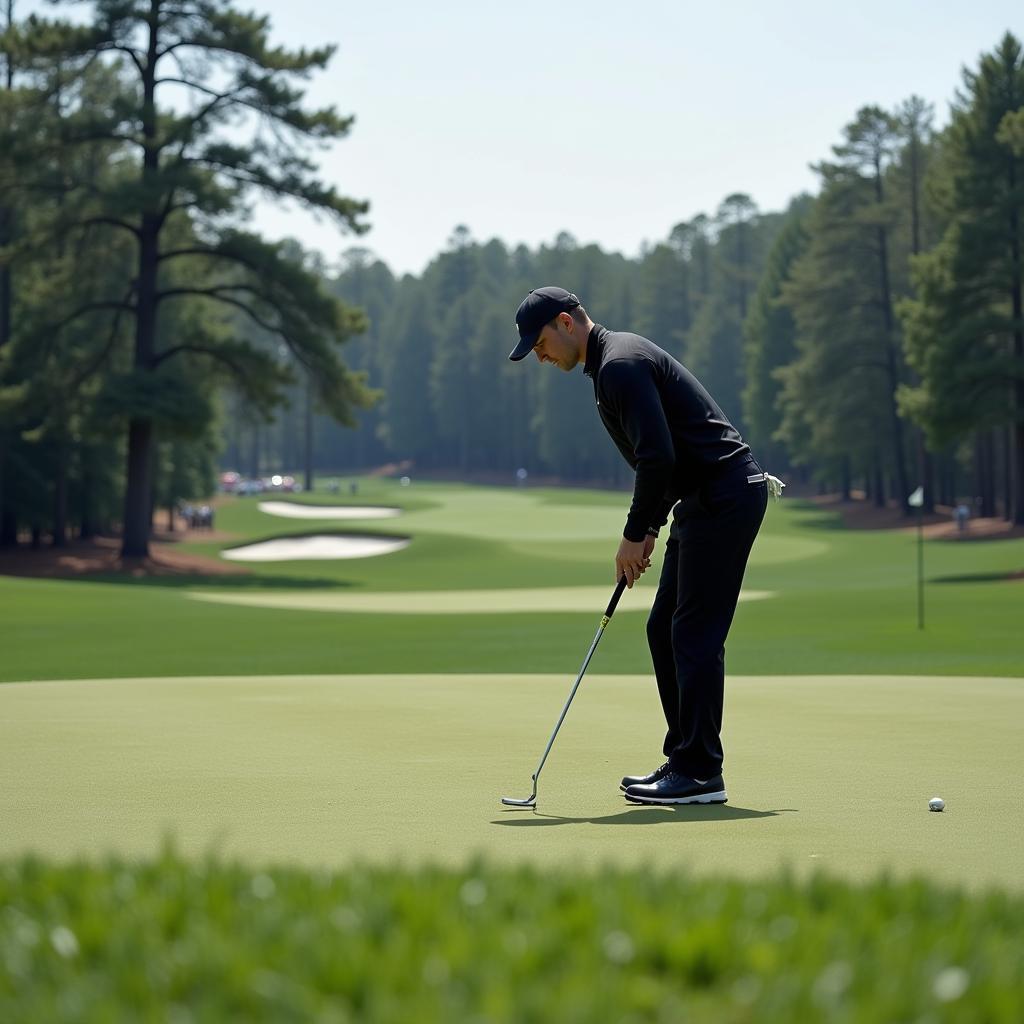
top-left (509, 286), bottom-right (580, 361)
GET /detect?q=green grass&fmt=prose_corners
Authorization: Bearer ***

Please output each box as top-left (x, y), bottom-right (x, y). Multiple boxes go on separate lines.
top-left (3, 673), bottom-right (1022, 888)
top-left (2, 479), bottom-right (1023, 1020)
top-left (1, 477), bottom-right (1021, 681)
top-left (3, 846), bottom-right (1022, 1023)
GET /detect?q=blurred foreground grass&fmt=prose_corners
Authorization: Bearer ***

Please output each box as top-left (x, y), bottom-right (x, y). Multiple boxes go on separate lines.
top-left (2, 844), bottom-right (1022, 1022)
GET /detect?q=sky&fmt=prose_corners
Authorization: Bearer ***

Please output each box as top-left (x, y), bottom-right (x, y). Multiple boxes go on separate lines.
top-left (15, 1), bottom-right (1024, 275)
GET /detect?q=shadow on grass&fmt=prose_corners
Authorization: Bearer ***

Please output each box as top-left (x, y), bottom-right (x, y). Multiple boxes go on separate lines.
top-left (931, 571), bottom-right (1023, 585)
top-left (59, 572), bottom-right (358, 590)
top-left (492, 806), bottom-right (796, 826)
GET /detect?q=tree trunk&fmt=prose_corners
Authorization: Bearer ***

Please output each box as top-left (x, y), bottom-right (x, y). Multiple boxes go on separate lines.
top-left (1012, 336), bottom-right (1024, 524)
top-left (1008, 144), bottom-right (1024, 524)
top-left (873, 455), bottom-right (885, 508)
top-left (876, 222), bottom-right (911, 514)
top-left (840, 455), bottom-right (851, 501)
top-left (149, 443), bottom-right (158, 532)
top-left (920, 434), bottom-right (936, 515)
top-left (304, 371), bottom-right (313, 492)
top-left (975, 431), bottom-right (997, 518)
top-left (280, 407), bottom-right (289, 476)
top-left (921, 448), bottom-right (937, 516)
top-left (0, 501), bottom-right (16, 547)
top-left (865, 151), bottom-right (912, 515)
top-left (0, 443), bottom-right (7, 547)
top-left (122, 418), bottom-right (153, 556)
top-left (939, 451), bottom-right (954, 508)
top-left (119, 10), bottom-right (162, 559)
top-left (1, 10), bottom-right (14, 557)
top-left (79, 468), bottom-right (95, 540)
top-left (1001, 425), bottom-right (1011, 521)
top-left (251, 421), bottom-right (260, 478)
top-left (53, 438), bottom-right (67, 547)
top-left (1014, 419), bottom-right (1024, 526)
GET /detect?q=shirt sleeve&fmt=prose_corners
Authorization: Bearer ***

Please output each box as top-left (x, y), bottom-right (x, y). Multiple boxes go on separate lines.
top-left (599, 358), bottom-right (676, 542)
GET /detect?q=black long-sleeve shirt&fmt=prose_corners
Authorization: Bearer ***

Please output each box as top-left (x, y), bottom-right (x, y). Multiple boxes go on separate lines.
top-left (583, 324), bottom-right (751, 542)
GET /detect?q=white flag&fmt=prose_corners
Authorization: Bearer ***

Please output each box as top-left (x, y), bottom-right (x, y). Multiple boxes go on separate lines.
top-left (908, 486), bottom-right (924, 508)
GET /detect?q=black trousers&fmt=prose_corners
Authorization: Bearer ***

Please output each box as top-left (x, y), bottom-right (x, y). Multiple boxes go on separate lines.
top-left (646, 454), bottom-right (768, 780)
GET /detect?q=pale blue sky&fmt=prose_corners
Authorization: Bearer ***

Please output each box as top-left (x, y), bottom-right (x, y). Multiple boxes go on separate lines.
top-left (16, 1), bottom-right (1024, 273)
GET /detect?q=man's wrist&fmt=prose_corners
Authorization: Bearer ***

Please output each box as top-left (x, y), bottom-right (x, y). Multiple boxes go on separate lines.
top-left (645, 527), bottom-right (660, 538)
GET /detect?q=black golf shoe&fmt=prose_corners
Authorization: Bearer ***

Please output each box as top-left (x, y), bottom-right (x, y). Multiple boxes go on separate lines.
top-left (624, 771), bottom-right (728, 805)
top-left (619, 761), bottom-right (671, 792)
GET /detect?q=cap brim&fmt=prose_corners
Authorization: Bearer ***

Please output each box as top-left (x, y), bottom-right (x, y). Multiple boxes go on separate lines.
top-left (508, 331), bottom-right (538, 362)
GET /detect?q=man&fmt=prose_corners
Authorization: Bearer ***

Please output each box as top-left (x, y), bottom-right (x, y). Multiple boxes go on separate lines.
top-left (509, 286), bottom-right (781, 806)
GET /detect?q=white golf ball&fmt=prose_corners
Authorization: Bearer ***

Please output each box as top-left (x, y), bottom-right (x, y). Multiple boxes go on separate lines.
top-left (929, 797), bottom-right (945, 812)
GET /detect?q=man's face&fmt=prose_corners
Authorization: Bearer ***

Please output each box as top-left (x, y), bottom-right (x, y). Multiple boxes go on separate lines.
top-left (532, 314), bottom-right (578, 371)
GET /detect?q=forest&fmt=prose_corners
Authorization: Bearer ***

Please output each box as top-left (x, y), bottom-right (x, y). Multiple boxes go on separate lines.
top-left (2, 4), bottom-right (1022, 558)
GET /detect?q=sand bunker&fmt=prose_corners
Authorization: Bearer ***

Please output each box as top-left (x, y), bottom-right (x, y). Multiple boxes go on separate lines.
top-left (188, 585), bottom-right (775, 614)
top-left (258, 502), bottom-right (401, 520)
top-left (222, 535), bottom-right (409, 562)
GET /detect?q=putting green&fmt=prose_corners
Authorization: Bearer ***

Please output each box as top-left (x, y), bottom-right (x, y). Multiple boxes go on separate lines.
top-left (396, 490), bottom-right (827, 566)
top-left (185, 584), bottom-right (775, 614)
top-left (2, 674), bottom-right (1020, 890)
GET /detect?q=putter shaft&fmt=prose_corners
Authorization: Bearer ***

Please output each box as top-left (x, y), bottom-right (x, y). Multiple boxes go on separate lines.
top-left (501, 577), bottom-right (628, 808)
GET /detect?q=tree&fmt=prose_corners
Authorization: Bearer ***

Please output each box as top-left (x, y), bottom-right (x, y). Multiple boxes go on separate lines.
top-left (325, 248), bottom-right (395, 471)
top-left (893, 95), bottom-right (939, 512)
top-left (899, 33), bottom-right (1024, 523)
top-left (1, 21), bottom-right (138, 546)
top-left (685, 200), bottom-right (780, 437)
top-left (375, 279), bottom-right (436, 466)
top-left (835, 106), bottom-right (913, 509)
top-left (633, 243), bottom-right (689, 359)
top-left (716, 193), bottom-right (759, 322)
top-left (15, 0), bottom-right (374, 556)
top-left (669, 214), bottom-right (713, 355)
top-left (776, 108), bottom-right (914, 503)
top-left (742, 202), bottom-right (810, 473)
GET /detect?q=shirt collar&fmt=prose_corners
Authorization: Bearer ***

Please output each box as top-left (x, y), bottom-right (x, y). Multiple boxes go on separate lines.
top-left (583, 323), bottom-right (608, 379)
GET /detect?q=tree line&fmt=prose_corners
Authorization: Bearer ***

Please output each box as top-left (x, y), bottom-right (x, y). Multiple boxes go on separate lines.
top-left (3, 11), bottom-right (1022, 560)
top-left (305, 33), bottom-right (1022, 523)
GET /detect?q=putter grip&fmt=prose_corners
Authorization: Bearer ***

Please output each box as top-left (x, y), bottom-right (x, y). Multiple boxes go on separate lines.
top-left (604, 576), bottom-right (628, 618)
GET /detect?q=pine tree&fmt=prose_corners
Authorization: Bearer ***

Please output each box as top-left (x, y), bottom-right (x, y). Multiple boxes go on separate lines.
top-left (777, 108), bottom-right (913, 502)
top-left (898, 33), bottom-right (1024, 523)
top-left (742, 201), bottom-right (810, 472)
top-left (13, 0), bottom-right (374, 556)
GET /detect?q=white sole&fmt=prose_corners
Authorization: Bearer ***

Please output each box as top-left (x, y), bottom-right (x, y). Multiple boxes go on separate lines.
top-left (624, 790), bottom-right (728, 805)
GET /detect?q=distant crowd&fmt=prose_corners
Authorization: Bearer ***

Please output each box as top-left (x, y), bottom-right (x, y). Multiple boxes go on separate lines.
top-left (178, 503), bottom-right (215, 530)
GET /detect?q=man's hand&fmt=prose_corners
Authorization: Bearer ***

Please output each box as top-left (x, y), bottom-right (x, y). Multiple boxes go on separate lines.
top-left (615, 536), bottom-right (653, 588)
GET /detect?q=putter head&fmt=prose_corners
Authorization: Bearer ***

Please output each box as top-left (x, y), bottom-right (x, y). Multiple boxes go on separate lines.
top-left (501, 774), bottom-right (538, 808)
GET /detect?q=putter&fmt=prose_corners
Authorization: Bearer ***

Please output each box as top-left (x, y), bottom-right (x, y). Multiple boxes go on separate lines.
top-left (501, 575), bottom-right (629, 808)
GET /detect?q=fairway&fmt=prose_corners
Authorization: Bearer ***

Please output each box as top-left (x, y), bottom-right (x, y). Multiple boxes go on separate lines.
top-left (187, 583), bottom-right (775, 613)
top-left (2, 673), bottom-right (1021, 891)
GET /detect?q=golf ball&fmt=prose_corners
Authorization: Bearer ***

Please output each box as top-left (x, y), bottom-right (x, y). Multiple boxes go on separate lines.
top-left (929, 797), bottom-right (945, 812)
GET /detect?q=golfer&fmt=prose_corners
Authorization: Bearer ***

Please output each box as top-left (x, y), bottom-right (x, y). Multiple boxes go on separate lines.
top-left (509, 286), bottom-right (781, 805)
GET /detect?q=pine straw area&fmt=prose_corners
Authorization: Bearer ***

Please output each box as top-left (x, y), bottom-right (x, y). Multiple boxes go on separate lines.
top-left (0, 529), bottom-right (247, 580)
top-left (810, 493), bottom-right (1024, 542)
